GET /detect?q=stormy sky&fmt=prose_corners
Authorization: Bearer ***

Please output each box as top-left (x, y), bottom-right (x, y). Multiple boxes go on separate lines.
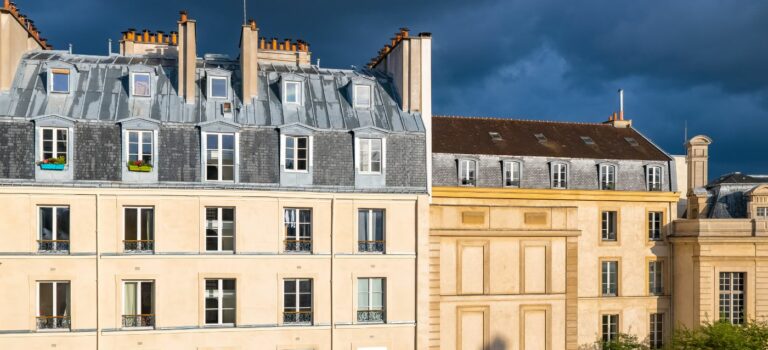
top-left (18, 0), bottom-right (767, 178)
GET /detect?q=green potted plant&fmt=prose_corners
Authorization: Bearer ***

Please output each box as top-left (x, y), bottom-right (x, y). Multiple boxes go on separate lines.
top-left (38, 156), bottom-right (67, 170)
top-left (127, 159), bottom-right (153, 172)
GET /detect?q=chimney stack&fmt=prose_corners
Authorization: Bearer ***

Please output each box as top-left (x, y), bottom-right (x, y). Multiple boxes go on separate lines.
top-left (685, 135), bottom-right (713, 219)
top-left (0, 1), bottom-right (50, 91)
top-left (604, 89), bottom-right (632, 128)
top-left (240, 18), bottom-right (259, 104)
top-left (177, 10), bottom-right (197, 104)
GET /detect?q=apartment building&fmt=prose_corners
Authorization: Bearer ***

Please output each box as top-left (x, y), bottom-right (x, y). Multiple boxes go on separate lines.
top-left (0, 5), bottom-right (432, 350)
top-left (428, 115), bottom-right (680, 349)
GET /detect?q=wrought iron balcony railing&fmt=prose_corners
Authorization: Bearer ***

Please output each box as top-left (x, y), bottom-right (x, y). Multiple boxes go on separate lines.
top-left (36, 316), bottom-right (70, 330)
top-left (283, 310), bottom-right (312, 324)
top-left (122, 314), bottom-right (155, 328)
top-left (284, 239), bottom-right (312, 253)
top-left (123, 240), bottom-right (154, 253)
top-left (37, 240), bottom-right (70, 253)
top-left (357, 309), bottom-right (385, 323)
top-left (358, 240), bottom-right (385, 253)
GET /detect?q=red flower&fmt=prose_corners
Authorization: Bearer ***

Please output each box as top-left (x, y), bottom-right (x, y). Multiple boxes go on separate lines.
top-left (43, 159), bottom-right (49, 164)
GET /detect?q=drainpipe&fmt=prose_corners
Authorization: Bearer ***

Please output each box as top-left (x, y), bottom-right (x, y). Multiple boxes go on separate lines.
top-left (330, 196), bottom-right (335, 349)
top-left (96, 193), bottom-right (100, 349)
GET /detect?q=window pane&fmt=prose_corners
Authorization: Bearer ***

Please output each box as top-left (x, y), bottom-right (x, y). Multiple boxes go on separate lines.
top-left (358, 210), bottom-right (369, 241)
top-left (43, 129), bottom-right (53, 141)
top-left (124, 282), bottom-right (137, 314)
top-left (141, 209), bottom-right (154, 241)
top-left (39, 283), bottom-right (53, 316)
top-left (299, 279), bottom-right (311, 293)
top-left (373, 210), bottom-right (384, 241)
top-left (222, 135), bottom-right (235, 150)
top-left (56, 283), bottom-right (69, 317)
top-left (56, 208), bottom-right (70, 241)
top-left (133, 74), bottom-right (151, 96)
top-left (286, 82), bottom-right (298, 103)
top-left (140, 282), bottom-right (153, 315)
top-left (52, 73), bottom-right (69, 92)
top-left (355, 85), bottom-right (371, 107)
top-left (125, 208), bottom-right (138, 241)
top-left (206, 165), bottom-right (219, 181)
top-left (40, 207), bottom-right (53, 240)
top-left (211, 78), bottom-right (228, 98)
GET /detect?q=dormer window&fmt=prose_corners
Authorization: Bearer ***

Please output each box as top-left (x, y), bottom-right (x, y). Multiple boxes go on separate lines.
top-left (600, 164), bottom-right (616, 190)
top-left (551, 163), bottom-right (568, 189)
top-left (358, 138), bottom-right (382, 174)
top-left (354, 85), bottom-right (372, 108)
top-left (503, 161), bottom-right (521, 187)
top-left (131, 73), bottom-right (151, 97)
top-left (209, 76), bottom-right (229, 99)
top-left (647, 166), bottom-right (663, 191)
top-left (284, 81), bottom-right (302, 105)
top-left (50, 69), bottom-right (70, 94)
top-left (41, 128), bottom-right (68, 162)
top-left (284, 136), bottom-right (309, 172)
top-left (459, 159), bottom-right (477, 186)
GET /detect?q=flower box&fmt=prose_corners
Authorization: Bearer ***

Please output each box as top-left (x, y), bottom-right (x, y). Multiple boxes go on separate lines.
top-left (40, 163), bottom-right (65, 171)
top-left (128, 165), bottom-right (153, 172)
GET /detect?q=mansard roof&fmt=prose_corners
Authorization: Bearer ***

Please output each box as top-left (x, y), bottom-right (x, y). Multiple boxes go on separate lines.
top-left (0, 51), bottom-right (425, 133)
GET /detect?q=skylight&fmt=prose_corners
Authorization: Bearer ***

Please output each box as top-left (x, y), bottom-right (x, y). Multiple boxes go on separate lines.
top-left (489, 132), bottom-right (502, 141)
top-left (534, 133), bottom-right (547, 143)
top-left (625, 137), bottom-right (639, 147)
top-left (581, 136), bottom-right (595, 145)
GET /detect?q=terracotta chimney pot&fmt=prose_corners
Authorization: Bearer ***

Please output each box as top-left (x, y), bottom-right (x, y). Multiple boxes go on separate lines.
top-left (249, 19), bottom-right (257, 30)
top-left (179, 10), bottom-right (188, 23)
top-left (3, 0), bottom-right (9, 9)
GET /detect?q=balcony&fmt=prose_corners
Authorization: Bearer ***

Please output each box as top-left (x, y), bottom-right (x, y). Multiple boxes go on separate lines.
top-left (37, 240), bottom-right (69, 254)
top-left (122, 314), bottom-right (155, 328)
top-left (284, 239), bottom-right (312, 253)
top-left (123, 240), bottom-right (154, 254)
top-left (36, 316), bottom-right (70, 330)
top-left (358, 240), bottom-right (385, 253)
top-left (283, 311), bottom-right (312, 325)
top-left (357, 309), bottom-right (385, 323)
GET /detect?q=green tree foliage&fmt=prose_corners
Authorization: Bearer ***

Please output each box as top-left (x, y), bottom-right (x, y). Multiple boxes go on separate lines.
top-left (580, 334), bottom-right (649, 350)
top-left (670, 320), bottom-right (768, 350)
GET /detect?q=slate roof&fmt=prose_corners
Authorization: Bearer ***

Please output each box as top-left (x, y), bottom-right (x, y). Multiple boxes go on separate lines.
top-left (0, 51), bottom-right (425, 133)
top-left (432, 115), bottom-right (671, 161)
top-left (704, 173), bottom-right (768, 219)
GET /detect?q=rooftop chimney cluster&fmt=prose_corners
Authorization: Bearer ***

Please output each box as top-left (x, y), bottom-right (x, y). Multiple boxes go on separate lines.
top-left (259, 37), bottom-right (309, 52)
top-left (121, 28), bottom-right (178, 46)
top-left (1, 0), bottom-right (52, 49)
top-left (367, 28), bottom-right (410, 69)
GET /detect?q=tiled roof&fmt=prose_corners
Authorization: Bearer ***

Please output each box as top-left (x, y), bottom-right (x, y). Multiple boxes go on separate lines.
top-left (432, 115), bottom-right (671, 161)
top-left (708, 172), bottom-right (768, 187)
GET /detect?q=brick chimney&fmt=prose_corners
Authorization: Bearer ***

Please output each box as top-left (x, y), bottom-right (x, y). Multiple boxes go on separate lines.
top-left (685, 135), bottom-right (713, 219)
top-left (177, 10), bottom-right (197, 104)
top-left (604, 89), bottom-right (633, 128)
top-left (0, 1), bottom-right (50, 91)
top-left (240, 19), bottom-right (259, 104)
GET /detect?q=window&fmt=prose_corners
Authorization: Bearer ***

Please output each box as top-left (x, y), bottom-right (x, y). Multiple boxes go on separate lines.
top-left (649, 261), bottom-right (664, 295)
top-left (359, 138), bottom-right (382, 173)
top-left (39, 206), bottom-right (70, 253)
top-left (552, 163), bottom-right (567, 189)
top-left (284, 279), bottom-right (312, 324)
top-left (209, 76), bottom-right (228, 99)
top-left (284, 208), bottom-right (311, 252)
top-left (205, 208), bottom-right (235, 252)
top-left (599, 164), bottom-right (616, 190)
top-left (50, 69), bottom-right (70, 93)
top-left (131, 73), bottom-right (151, 97)
top-left (719, 272), bottom-right (745, 324)
top-left (601, 314), bottom-right (619, 342)
top-left (204, 279), bottom-right (236, 326)
top-left (601, 211), bottom-right (617, 242)
top-left (37, 281), bottom-right (70, 330)
top-left (459, 159), bottom-right (476, 186)
top-left (649, 313), bottom-right (664, 349)
top-left (284, 81), bottom-right (302, 105)
top-left (284, 136), bottom-right (308, 171)
top-left (41, 128), bottom-right (68, 162)
top-left (601, 260), bottom-right (619, 296)
top-left (757, 207), bottom-right (768, 218)
top-left (647, 166), bottom-right (662, 191)
top-left (205, 133), bottom-right (235, 181)
top-left (358, 209), bottom-right (385, 253)
top-left (123, 281), bottom-right (154, 328)
top-left (503, 161), bottom-right (521, 187)
top-left (648, 211), bottom-right (663, 241)
top-left (124, 207), bottom-right (154, 253)
top-left (354, 84), bottom-right (372, 108)
top-left (358, 278), bottom-right (385, 323)
top-left (127, 130), bottom-right (153, 166)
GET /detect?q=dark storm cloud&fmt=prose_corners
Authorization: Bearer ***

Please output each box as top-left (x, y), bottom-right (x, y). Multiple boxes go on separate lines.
top-left (17, 0), bottom-right (768, 177)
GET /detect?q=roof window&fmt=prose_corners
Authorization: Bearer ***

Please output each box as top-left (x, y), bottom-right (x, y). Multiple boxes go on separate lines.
top-left (50, 69), bottom-right (70, 94)
top-left (581, 136), bottom-right (595, 145)
top-left (354, 84), bottom-right (372, 108)
top-left (625, 137), bottom-right (639, 147)
top-left (130, 72), bottom-right (151, 97)
top-left (208, 76), bottom-right (229, 99)
top-left (489, 132), bottom-right (502, 141)
top-left (534, 133), bottom-right (547, 143)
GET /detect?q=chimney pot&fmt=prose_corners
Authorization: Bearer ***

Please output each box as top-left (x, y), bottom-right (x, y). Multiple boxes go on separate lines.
top-left (260, 37), bottom-right (266, 49)
top-left (180, 10), bottom-right (188, 23)
top-left (3, 0), bottom-right (9, 9)
top-left (249, 19), bottom-right (257, 30)
top-left (400, 27), bottom-right (410, 37)
top-left (271, 38), bottom-right (277, 50)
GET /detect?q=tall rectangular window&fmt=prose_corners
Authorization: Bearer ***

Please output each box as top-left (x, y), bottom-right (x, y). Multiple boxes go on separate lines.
top-left (552, 163), bottom-right (567, 189)
top-left (37, 281), bottom-right (70, 330)
top-left (39, 206), bottom-right (70, 253)
top-left (459, 159), bottom-right (476, 186)
top-left (284, 279), bottom-right (312, 324)
top-left (354, 85), bottom-right (372, 108)
top-left (359, 138), bottom-right (382, 173)
top-left (284, 208), bottom-right (312, 252)
top-left (503, 161), bottom-right (521, 187)
top-left (209, 76), bottom-right (228, 99)
top-left (647, 166), bottom-right (662, 191)
top-left (204, 279), bottom-right (236, 326)
top-left (601, 260), bottom-right (619, 296)
top-left (284, 136), bottom-right (308, 171)
top-left (649, 261), bottom-right (664, 295)
top-left (131, 73), bottom-right (151, 97)
top-left (41, 128), bottom-right (68, 162)
top-left (124, 207), bottom-right (154, 253)
top-left (127, 130), bottom-right (153, 165)
top-left (648, 211), bottom-right (663, 241)
top-left (358, 209), bottom-right (385, 253)
top-left (205, 208), bottom-right (235, 252)
top-left (601, 314), bottom-right (619, 342)
top-left (50, 69), bottom-right (70, 93)
top-left (284, 81), bottom-right (301, 105)
top-left (123, 281), bottom-right (154, 328)
top-left (357, 278), bottom-right (385, 323)
top-left (600, 164), bottom-right (616, 190)
top-left (649, 313), bottom-right (664, 349)
top-left (719, 272), bottom-right (745, 324)
top-left (205, 133), bottom-right (235, 181)
top-left (601, 211), bottom-right (617, 242)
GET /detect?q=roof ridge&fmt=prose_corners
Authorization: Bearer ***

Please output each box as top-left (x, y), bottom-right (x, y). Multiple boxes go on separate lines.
top-left (434, 114), bottom-right (609, 126)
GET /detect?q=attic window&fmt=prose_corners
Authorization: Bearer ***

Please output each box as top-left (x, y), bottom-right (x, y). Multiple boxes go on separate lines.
top-left (581, 136), bottom-right (595, 145)
top-left (50, 69), bottom-right (70, 94)
top-left (209, 76), bottom-right (229, 99)
top-left (354, 85), bottom-right (372, 108)
top-left (489, 132), bottom-right (502, 141)
top-left (284, 81), bottom-right (302, 105)
top-left (625, 137), bottom-right (639, 147)
top-left (222, 102), bottom-right (233, 114)
top-left (131, 72), bottom-right (151, 97)
top-left (534, 133), bottom-right (547, 143)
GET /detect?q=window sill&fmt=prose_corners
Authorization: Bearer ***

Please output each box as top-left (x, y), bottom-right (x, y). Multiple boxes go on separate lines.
top-left (283, 169), bottom-right (310, 174)
top-left (203, 324), bottom-right (235, 329)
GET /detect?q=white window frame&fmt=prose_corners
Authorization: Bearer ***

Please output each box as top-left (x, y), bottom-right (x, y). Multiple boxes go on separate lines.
top-left (39, 206), bottom-right (70, 251)
top-left (719, 272), bottom-right (745, 324)
top-left (203, 132), bottom-right (237, 182)
top-left (649, 261), bottom-right (664, 295)
top-left (208, 76), bottom-right (229, 99)
top-left (205, 207), bottom-right (235, 253)
top-left (649, 313), bottom-right (664, 349)
top-left (358, 209), bottom-right (385, 253)
top-left (601, 260), bottom-right (619, 296)
top-left (756, 207), bottom-right (768, 218)
top-left (601, 314), bottom-right (619, 342)
top-left (503, 161), bottom-right (521, 187)
top-left (599, 164), bottom-right (616, 190)
top-left (284, 278), bottom-right (313, 324)
top-left (551, 163), bottom-right (568, 189)
top-left (49, 69), bottom-right (70, 94)
top-left (459, 159), bottom-right (477, 186)
top-left (36, 281), bottom-right (70, 330)
top-left (284, 81), bottom-right (302, 105)
top-left (647, 166), bottom-right (663, 191)
top-left (601, 211), bottom-right (617, 241)
top-left (357, 277), bottom-right (385, 323)
top-left (39, 127), bottom-right (69, 161)
top-left (354, 84), bottom-right (372, 108)
top-left (126, 130), bottom-right (154, 165)
top-left (122, 280), bottom-right (154, 328)
top-left (283, 135), bottom-right (310, 172)
top-left (204, 278), bottom-right (236, 326)
top-left (124, 207), bottom-right (154, 252)
top-left (284, 208), bottom-right (312, 252)
top-left (357, 138), bottom-right (384, 174)
top-left (130, 72), bottom-right (152, 97)
top-left (648, 211), bottom-right (663, 241)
